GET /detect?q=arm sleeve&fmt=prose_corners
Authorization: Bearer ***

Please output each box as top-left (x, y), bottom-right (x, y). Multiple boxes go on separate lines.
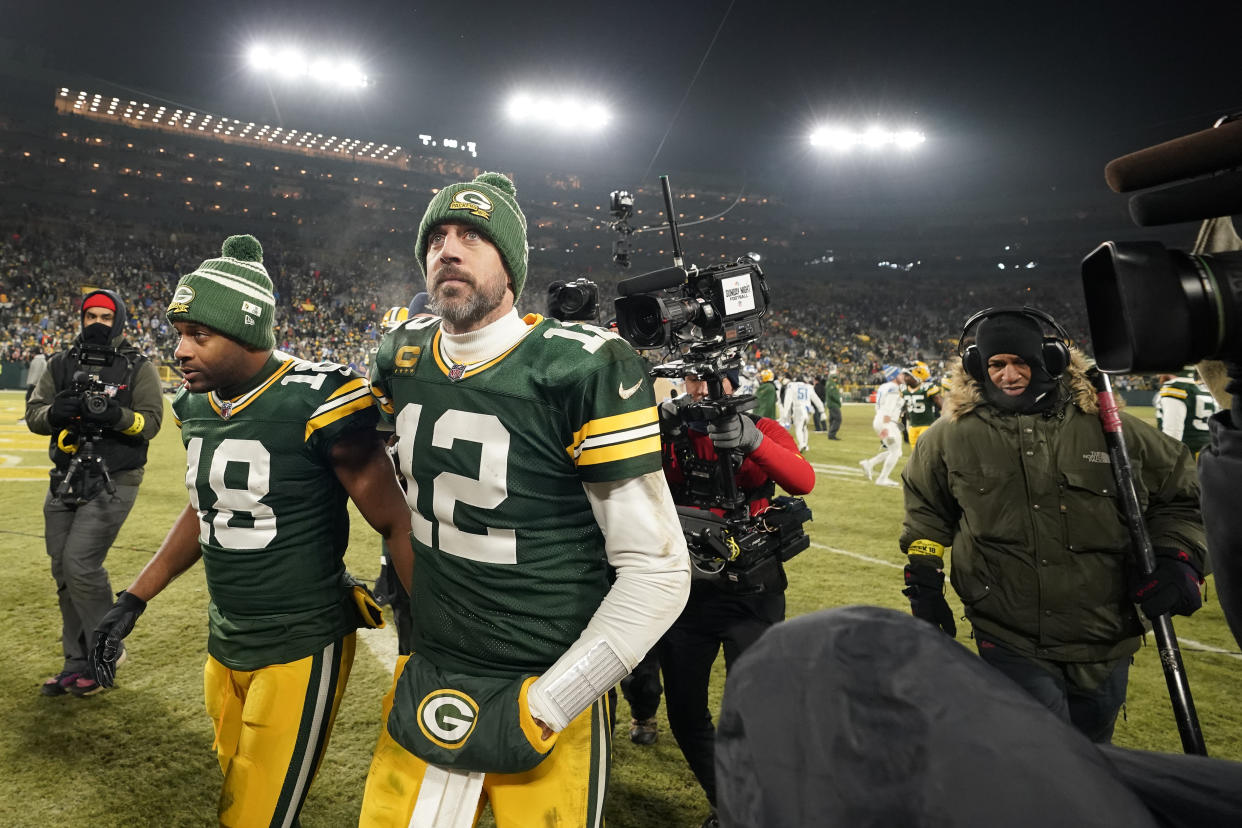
top-left (1125, 413), bottom-right (1207, 571)
top-left (1156, 395), bottom-right (1188, 442)
top-left (114, 358), bottom-right (164, 441)
top-left (525, 470), bottom-right (690, 730)
top-left (899, 427), bottom-right (958, 553)
top-left (809, 389), bottom-right (825, 414)
top-left (24, 359), bottom-right (58, 435)
top-left (748, 417), bottom-right (815, 495)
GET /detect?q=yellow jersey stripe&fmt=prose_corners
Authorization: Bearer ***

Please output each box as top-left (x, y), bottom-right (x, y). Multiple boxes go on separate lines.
top-left (209, 359), bottom-right (296, 418)
top-left (577, 435), bottom-right (661, 466)
top-left (1159, 388), bottom-right (1188, 399)
top-left (567, 407), bottom-right (658, 456)
top-left (328, 376), bottom-right (367, 401)
top-left (310, 386), bottom-right (373, 419)
top-left (305, 395), bottom-right (375, 441)
top-left (370, 385), bottom-right (395, 415)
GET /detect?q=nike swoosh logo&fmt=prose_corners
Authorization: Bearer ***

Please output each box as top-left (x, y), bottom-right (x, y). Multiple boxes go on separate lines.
top-left (618, 378), bottom-right (644, 399)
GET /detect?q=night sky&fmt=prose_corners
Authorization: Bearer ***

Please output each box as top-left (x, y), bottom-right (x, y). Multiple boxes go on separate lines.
top-left (8, 0), bottom-right (1242, 216)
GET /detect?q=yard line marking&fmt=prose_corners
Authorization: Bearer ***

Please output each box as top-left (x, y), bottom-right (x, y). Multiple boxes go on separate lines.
top-left (811, 541), bottom-right (903, 569)
top-left (358, 622), bottom-right (399, 674)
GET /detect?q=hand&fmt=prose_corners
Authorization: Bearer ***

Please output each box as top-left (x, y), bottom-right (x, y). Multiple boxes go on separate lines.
top-left (80, 396), bottom-right (123, 427)
top-left (91, 591), bottom-right (147, 688)
top-left (707, 413), bottom-right (763, 454)
top-left (47, 390), bottom-right (83, 429)
top-left (903, 559), bottom-right (956, 636)
top-left (1132, 548), bottom-right (1203, 620)
top-left (658, 395), bottom-right (690, 436)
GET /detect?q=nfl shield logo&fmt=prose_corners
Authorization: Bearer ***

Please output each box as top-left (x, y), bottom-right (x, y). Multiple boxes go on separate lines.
top-left (448, 364), bottom-right (467, 381)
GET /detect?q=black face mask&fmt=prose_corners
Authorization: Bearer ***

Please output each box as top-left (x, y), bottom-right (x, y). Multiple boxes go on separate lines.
top-left (81, 322), bottom-right (112, 346)
top-left (982, 360), bottom-right (1060, 414)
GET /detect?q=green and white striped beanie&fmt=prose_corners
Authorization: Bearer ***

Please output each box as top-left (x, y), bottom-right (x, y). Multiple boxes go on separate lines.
top-left (166, 234), bottom-right (276, 350)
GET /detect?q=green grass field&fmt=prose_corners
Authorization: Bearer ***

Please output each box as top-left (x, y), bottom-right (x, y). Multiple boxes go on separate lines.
top-left (1, 392), bottom-right (1239, 826)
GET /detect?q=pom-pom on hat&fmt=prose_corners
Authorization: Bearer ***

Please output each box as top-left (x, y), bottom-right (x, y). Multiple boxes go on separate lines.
top-left (166, 234), bottom-right (276, 350)
top-left (415, 172), bottom-right (529, 299)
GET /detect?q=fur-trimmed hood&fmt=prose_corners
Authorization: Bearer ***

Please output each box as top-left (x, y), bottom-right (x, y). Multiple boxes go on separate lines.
top-left (942, 348), bottom-right (1109, 421)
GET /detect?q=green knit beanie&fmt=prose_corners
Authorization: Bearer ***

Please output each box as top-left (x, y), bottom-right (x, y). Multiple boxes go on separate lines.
top-left (166, 235), bottom-right (276, 350)
top-left (415, 172), bottom-right (529, 299)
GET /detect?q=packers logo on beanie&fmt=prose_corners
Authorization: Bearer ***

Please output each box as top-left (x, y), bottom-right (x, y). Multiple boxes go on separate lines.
top-left (166, 235), bottom-right (276, 350)
top-left (415, 172), bottom-right (529, 299)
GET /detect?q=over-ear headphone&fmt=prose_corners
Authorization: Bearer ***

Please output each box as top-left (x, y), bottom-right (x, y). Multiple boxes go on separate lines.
top-left (958, 307), bottom-right (1072, 383)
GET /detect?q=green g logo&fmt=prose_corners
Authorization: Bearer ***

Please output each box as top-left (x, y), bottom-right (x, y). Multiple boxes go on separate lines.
top-left (168, 284), bottom-right (195, 315)
top-left (417, 690), bottom-right (480, 749)
top-left (449, 189), bottom-right (494, 220)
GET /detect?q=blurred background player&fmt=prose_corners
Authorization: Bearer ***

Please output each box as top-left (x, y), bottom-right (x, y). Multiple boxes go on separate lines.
top-left (901, 361), bottom-right (943, 448)
top-left (754, 368), bottom-right (779, 420)
top-left (822, 371), bottom-right (843, 440)
top-left (781, 376), bottom-right (824, 453)
top-left (1155, 368), bottom-right (1217, 457)
top-left (860, 365), bottom-right (905, 487)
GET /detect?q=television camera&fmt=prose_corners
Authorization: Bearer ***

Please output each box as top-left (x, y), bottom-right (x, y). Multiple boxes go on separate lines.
top-left (50, 336), bottom-right (128, 504)
top-left (546, 277), bottom-right (600, 323)
top-left (1082, 112), bottom-right (1242, 372)
top-left (610, 176), bottom-right (808, 590)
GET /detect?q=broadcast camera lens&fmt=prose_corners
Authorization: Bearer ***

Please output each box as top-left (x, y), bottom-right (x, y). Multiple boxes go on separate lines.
top-left (1082, 241), bottom-right (1242, 372)
top-left (84, 393), bottom-right (109, 416)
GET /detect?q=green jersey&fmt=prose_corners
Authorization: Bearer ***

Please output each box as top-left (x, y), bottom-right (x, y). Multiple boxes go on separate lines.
top-left (172, 353), bottom-right (379, 670)
top-left (1155, 371), bottom-right (1217, 454)
top-left (902, 382), bottom-right (942, 428)
top-left (370, 314), bottom-right (661, 679)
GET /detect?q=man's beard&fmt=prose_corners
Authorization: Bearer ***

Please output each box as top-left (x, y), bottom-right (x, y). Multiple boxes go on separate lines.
top-left (428, 269), bottom-right (508, 330)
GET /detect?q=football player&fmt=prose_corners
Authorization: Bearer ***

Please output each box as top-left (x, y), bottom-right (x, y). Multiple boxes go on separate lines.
top-left (360, 173), bottom-right (690, 827)
top-left (91, 235), bottom-right (415, 827)
top-left (860, 365), bottom-right (906, 487)
top-left (901, 363), bottom-right (943, 448)
top-left (781, 376), bottom-right (825, 453)
top-left (1155, 368), bottom-right (1218, 456)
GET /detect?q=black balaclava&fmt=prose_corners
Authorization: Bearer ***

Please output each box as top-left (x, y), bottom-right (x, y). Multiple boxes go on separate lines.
top-left (974, 314), bottom-right (1060, 413)
top-left (79, 288), bottom-right (128, 348)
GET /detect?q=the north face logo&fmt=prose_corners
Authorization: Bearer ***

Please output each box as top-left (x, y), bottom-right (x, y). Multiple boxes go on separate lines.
top-left (449, 189), bottom-right (493, 219)
top-left (417, 690), bottom-right (479, 749)
top-left (1082, 451), bottom-right (1110, 464)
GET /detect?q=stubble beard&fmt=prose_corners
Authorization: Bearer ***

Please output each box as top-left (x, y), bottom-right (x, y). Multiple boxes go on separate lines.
top-left (428, 267), bottom-right (508, 331)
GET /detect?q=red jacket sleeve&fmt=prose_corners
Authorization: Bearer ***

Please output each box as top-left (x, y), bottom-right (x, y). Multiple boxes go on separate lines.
top-left (748, 417), bottom-right (816, 496)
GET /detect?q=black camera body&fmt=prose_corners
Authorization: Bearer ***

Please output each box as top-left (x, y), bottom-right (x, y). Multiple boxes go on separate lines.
top-left (547, 277), bottom-right (600, 323)
top-left (614, 259), bottom-right (768, 353)
top-left (1083, 114), bottom-right (1242, 372)
top-left (71, 370), bottom-right (112, 418)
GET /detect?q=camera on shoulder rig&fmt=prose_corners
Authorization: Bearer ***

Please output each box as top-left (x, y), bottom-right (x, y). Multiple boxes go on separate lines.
top-left (609, 175), bottom-right (809, 592)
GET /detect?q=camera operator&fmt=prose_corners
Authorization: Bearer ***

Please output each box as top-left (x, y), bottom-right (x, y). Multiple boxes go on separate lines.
top-left (657, 367), bottom-right (815, 827)
top-left (24, 289), bottom-right (163, 697)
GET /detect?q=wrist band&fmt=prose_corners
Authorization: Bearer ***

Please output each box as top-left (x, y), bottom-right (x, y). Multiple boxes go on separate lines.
top-left (121, 412), bottom-right (145, 436)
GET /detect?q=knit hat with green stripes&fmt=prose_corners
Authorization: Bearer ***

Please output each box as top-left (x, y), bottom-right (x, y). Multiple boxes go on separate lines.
top-left (166, 235), bottom-right (276, 350)
top-left (415, 172), bottom-right (529, 299)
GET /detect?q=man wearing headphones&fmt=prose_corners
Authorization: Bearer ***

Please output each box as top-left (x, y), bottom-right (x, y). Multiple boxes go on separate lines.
top-left (899, 308), bottom-right (1206, 742)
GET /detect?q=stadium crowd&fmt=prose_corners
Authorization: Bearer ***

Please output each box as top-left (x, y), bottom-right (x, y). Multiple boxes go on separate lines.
top-left (2, 215), bottom-right (1147, 394)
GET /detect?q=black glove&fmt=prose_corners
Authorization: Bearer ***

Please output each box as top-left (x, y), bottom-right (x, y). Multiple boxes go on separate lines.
top-left (707, 413), bottom-right (764, 454)
top-left (47, 390), bottom-right (83, 429)
top-left (658, 395), bottom-right (690, 437)
top-left (80, 396), bottom-right (124, 427)
top-left (91, 590), bottom-right (147, 688)
top-left (1132, 547), bottom-right (1203, 620)
top-left (903, 556), bottom-right (956, 636)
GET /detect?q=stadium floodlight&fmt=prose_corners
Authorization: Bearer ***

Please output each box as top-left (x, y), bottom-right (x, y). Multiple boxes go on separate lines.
top-left (505, 91), bottom-right (612, 132)
top-left (810, 124), bottom-right (926, 152)
top-left (246, 43), bottom-right (368, 88)
top-left (247, 45), bottom-right (272, 71)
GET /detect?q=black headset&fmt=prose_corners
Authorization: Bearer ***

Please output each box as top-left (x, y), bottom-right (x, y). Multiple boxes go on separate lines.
top-left (958, 306), bottom-right (1072, 383)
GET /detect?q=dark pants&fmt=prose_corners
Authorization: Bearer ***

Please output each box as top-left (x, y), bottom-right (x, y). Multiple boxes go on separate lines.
top-left (44, 483), bottom-right (139, 674)
top-left (620, 648), bottom-right (662, 720)
top-left (658, 586), bottom-right (784, 807)
top-left (976, 637), bottom-right (1131, 743)
top-left (827, 407), bottom-right (842, 439)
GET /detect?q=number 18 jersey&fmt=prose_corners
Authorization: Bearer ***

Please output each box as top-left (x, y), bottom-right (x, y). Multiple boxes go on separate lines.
top-left (171, 353), bottom-right (379, 670)
top-left (370, 314), bottom-right (661, 678)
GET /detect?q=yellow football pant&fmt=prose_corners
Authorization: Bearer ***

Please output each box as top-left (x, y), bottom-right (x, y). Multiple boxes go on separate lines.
top-left (360, 656), bottom-right (613, 828)
top-left (908, 425), bottom-right (931, 447)
top-left (204, 634), bottom-right (355, 827)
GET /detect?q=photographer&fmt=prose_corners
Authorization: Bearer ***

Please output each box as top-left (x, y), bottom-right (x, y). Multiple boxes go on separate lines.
top-left (657, 367), bottom-right (815, 827)
top-left (24, 289), bottom-right (163, 697)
